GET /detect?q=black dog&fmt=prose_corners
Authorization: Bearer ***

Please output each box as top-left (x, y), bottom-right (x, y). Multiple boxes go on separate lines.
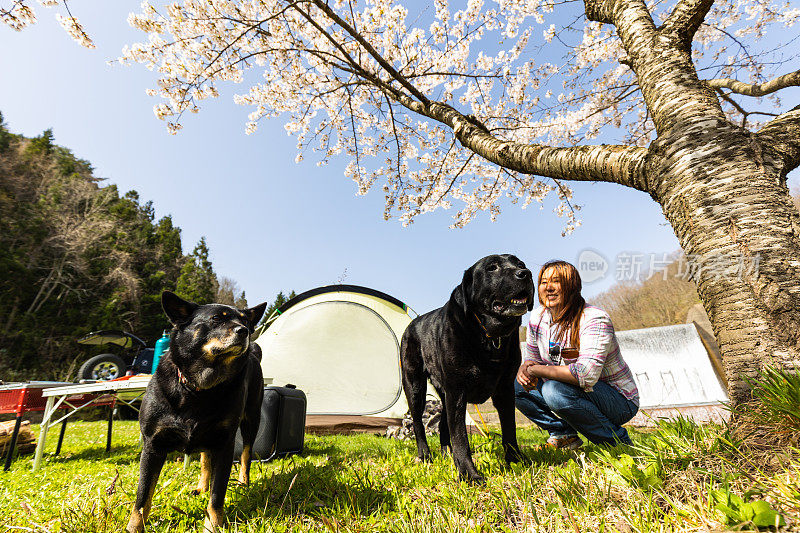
top-left (126, 291), bottom-right (266, 533)
top-left (400, 254), bottom-right (534, 483)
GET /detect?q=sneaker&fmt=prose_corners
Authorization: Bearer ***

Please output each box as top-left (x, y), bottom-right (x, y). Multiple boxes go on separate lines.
top-left (546, 435), bottom-right (583, 450)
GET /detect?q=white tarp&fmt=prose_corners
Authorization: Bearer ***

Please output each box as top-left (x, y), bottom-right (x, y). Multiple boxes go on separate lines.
top-left (255, 286), bottom-right (412, 418)
top-left (616, 323), bottom-right (729, 409)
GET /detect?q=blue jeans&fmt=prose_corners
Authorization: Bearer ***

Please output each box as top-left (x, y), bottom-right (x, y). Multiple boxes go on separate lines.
top-left (514, 378), bottom-right (638, 445)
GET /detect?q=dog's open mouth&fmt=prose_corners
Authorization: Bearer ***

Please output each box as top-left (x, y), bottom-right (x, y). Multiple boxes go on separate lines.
top-left (492, 295), bottom-right (529, 315)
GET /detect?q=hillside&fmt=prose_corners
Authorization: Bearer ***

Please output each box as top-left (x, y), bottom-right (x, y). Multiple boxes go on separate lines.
top-left (588, 256), bottom-right (702, 331)
top-left (0, 114), bottom-right (225, 380)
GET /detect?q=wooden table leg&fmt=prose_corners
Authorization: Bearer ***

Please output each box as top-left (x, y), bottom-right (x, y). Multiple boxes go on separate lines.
top-left (105, 401), bottom-right (115, 453)
top-left (32, 396), bottom-right (55, 471)
top-left (3, 415), bottom-right (23, 471)
top-left (55, 420), bottom-right (68, 456)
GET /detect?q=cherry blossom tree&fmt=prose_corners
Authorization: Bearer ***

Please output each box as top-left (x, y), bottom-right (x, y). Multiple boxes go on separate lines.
top-left (4, 0), bottom-right (799, 400)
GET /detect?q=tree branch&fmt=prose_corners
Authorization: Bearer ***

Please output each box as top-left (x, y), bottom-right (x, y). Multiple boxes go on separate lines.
top-left (715, 88), bottom-right (778, 128)
top-left (757, 105), bottom-right (800, 173)
top-left (660, 0), bottom-right (715, 50)
top-left (398, 99), bottom-right (649, 190)
top-left (289, 3), bottom-right (412, 108)
top-left (706, 69), bottom-right (800, 97)
top-left (583, 0), bottom-right (724, 134)
top-left (584, 0), bottom-right (616, 24)
top-left (308, 0), bottom-right (430, 107)
top-left (290, 0), bottom-right (647, 188)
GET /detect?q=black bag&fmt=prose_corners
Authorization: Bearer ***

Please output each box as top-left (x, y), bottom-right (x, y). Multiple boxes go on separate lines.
top-left (234, 385), bottom-right (307, 462)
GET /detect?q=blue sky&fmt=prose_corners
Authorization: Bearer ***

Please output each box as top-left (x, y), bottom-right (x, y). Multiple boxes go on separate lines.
top-left (1, 2), bottom-right (796, 316)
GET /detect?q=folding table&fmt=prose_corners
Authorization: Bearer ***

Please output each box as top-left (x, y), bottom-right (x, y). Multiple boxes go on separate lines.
top-left (31, 376), bottom-right (273, 471)
top-left (0, 381), bottom-right (110, 471)
top-left (31, 376), bottom-right (150, 471)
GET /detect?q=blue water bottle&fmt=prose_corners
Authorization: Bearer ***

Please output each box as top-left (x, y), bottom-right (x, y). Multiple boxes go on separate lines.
top-left (152, 331), bottom-right (171, 373)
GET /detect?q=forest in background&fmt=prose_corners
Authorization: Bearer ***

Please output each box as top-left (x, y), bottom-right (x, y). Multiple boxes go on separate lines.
top-left (0, 113), bottom-right (254, 381)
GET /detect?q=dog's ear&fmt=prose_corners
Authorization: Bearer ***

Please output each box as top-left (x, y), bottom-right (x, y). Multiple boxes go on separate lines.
top-left (454, 266), bottom-right (474, 315)
top-left (244, 302), bottom-right (268, 333)
top-left (162, 291), bottom-right (198, 326)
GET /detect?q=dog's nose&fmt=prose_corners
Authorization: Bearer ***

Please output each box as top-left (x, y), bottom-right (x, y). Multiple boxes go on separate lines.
top-left (515, 268), bottom-right (532, 280)
top-left (234, 326), bottom-right (249, 339)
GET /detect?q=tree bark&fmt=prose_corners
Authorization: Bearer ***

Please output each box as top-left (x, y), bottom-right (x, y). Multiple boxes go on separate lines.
top-left (646, 118), bottom-right (800, 400)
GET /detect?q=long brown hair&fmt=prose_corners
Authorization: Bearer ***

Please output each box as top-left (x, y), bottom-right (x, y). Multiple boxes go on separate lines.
top-left (538, 260), bottom-right (585, 349)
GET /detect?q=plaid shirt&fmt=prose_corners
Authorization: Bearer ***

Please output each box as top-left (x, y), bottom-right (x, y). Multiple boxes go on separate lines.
top-left (526, 304), bottom-right (639, 404)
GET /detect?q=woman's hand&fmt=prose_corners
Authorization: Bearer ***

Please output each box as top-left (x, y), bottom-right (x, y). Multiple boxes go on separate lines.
top-left (517, 361), bottom-right (539, 391)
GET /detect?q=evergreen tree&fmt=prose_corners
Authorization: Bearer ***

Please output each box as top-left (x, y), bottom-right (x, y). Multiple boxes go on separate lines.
top-left (234, 291), bottom-right (248, 309)
top-left (175, 237), bottom-right (217, 304)
top-left (25, 128), bottom-right (54, 156)
top-left (0, 112), bottom-right (10, 153)
top-left (259, 290), bottom-right (298, 329)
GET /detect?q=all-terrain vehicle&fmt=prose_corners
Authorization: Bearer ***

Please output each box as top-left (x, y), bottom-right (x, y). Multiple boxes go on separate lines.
top-left (76, 331), bottom-right (157, 381)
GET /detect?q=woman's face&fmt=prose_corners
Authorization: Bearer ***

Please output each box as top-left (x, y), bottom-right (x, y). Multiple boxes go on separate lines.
top-left (539, 268), bottom-right (564, 311)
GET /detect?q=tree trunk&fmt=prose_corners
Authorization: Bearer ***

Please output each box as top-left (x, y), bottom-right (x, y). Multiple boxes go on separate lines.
top-left (580, 0), bottom-right (800, 402)
top-left (2, 296), bottom-right (21, 337)
top-left (648, 118), bottom-right (800, 400)
top-left (25, 256), bottom-right (65, 316)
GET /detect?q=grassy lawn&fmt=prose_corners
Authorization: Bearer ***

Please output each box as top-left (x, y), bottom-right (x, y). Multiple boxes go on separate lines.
top-left (1, 410), bottom-right (798, 533)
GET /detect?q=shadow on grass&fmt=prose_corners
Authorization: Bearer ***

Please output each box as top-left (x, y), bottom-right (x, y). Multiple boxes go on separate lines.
top-left (522, 446), bottom-right (578, 466)
top-left (240, 458), bottom-right (395, 519)
top-left (470, 430), bottom-right (576, 469)
top-left (136, 456), bottom-right (398, 530)
top-left (53, 448), bottom-right (398, 532)
top-left (45, 443), bottom-right (142, 466)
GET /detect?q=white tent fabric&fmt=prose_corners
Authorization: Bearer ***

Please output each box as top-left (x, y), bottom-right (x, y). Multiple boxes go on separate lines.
top-left (616, 323), bottom-right (728, 409)
top-left (255, 286), bottom-right (412, 418)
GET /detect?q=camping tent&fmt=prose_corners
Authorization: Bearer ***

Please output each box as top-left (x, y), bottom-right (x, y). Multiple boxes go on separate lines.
top-left (616, 323), bottom-right (730, 426)
top-left (254, 285), bottom-right (413, 432)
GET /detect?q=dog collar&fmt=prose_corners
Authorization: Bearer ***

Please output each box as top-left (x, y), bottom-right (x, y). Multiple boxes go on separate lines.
top-left (473, 312), bottom-right (502, 350)
top-left (177, 368), bottom-right (201, 392)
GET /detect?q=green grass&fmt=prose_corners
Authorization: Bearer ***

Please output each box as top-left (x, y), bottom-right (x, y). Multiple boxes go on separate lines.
top-left (2, 379), bottom-right (799, 532)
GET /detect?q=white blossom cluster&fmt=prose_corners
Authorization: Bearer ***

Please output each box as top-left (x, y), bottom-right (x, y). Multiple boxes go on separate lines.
top-left (55, 12), bottom-right (94, 48)
top-left (1, 0), bottom-right (37, 31)
top-left (687, 0), bottom-right (798, 127)
top-left (115, 0), bottom-right (604, 229)
top-left (1, 0), bottom-right (94, 47)
top-left (5, 0), bottom-right (796, 230)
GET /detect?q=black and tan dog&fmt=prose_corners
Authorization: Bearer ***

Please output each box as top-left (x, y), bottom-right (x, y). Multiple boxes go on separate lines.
top-left (126, 291), bottom-right (267, 533)
top-left (400, 254), bottom-right (534, 483)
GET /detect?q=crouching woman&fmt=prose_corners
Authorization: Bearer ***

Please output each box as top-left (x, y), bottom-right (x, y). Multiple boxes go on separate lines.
top-left (515, 260), bottom-right (639, 449)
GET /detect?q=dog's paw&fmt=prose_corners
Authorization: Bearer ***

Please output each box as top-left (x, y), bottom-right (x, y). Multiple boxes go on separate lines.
top-left (505, 447), bottom-right (527, 464)
top-left (414, 451), bottom-right (433, 463)
top-left (125, 509), bottom-right (146, 533)
top-left (459, 471), bottom-right (486, 485)
top-left (203, 507), bottom-right (223, 532)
